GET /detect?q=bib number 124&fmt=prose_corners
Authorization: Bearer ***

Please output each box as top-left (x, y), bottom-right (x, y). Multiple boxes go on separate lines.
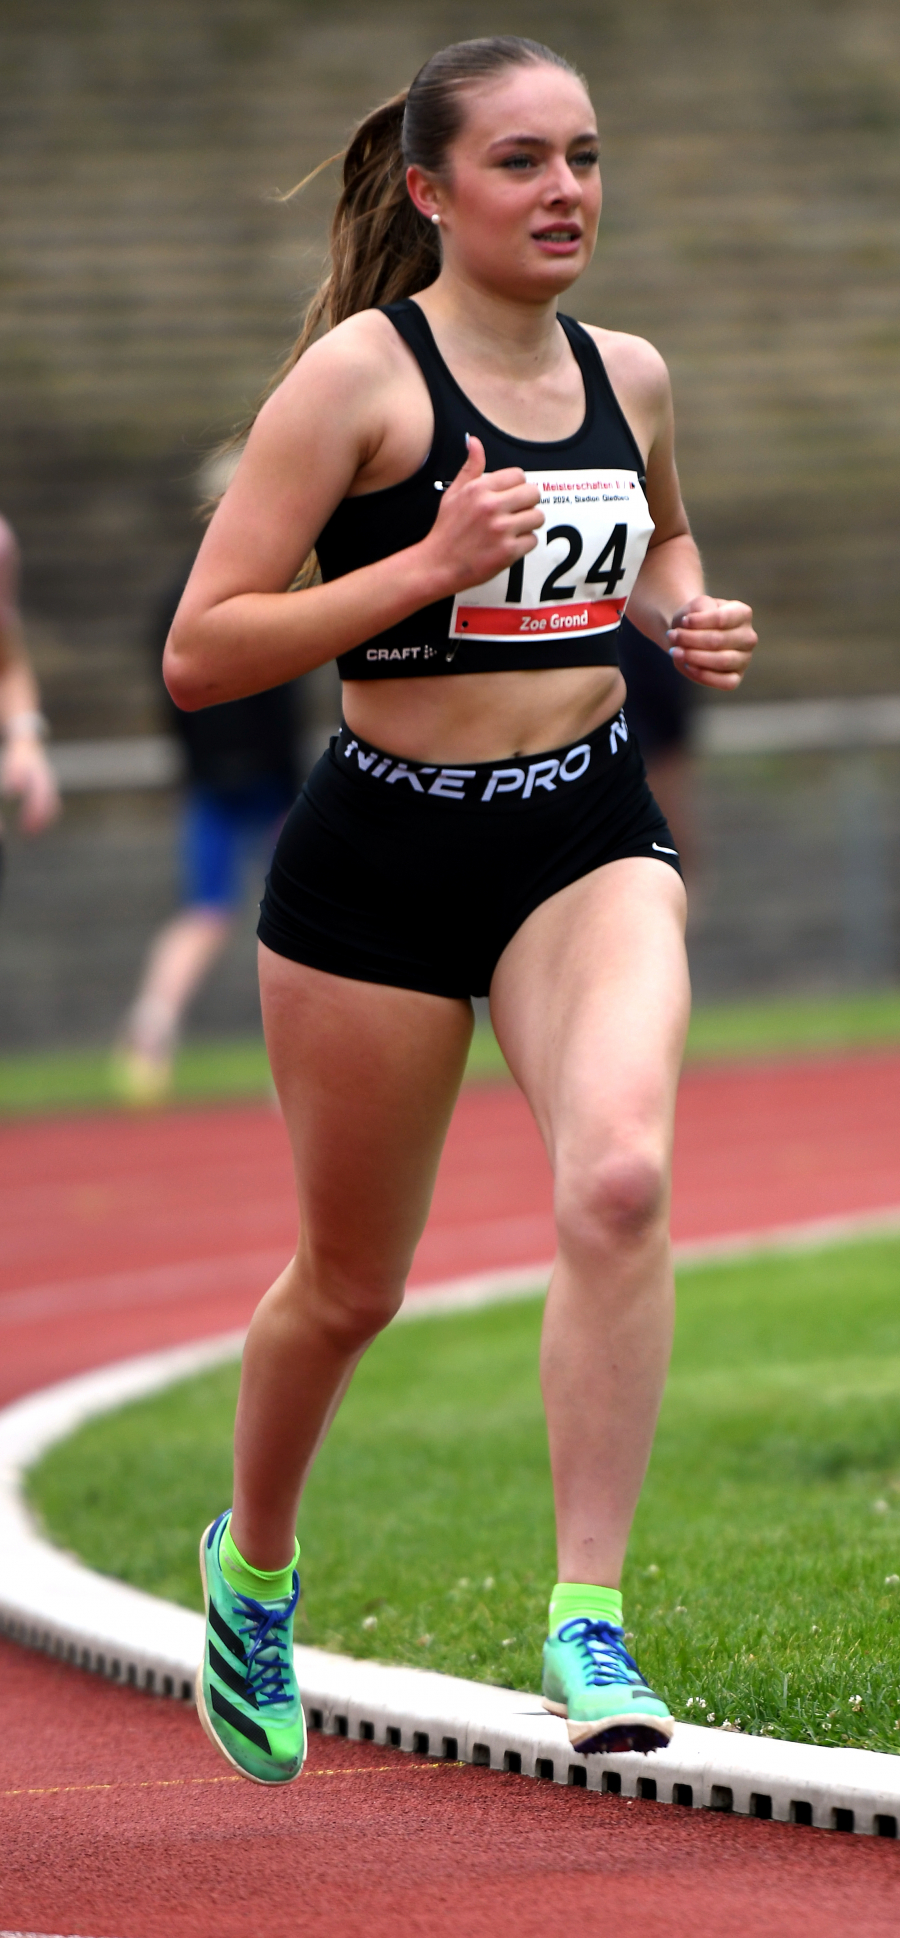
top-left (504, 522), bottom-right (627, 606)
top-left (449, 469), bottom-right (654, 644)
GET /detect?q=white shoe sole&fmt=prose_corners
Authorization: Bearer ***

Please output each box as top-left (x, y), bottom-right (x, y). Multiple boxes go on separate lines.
top-left (542, 1696), bottom-right (674, 1753)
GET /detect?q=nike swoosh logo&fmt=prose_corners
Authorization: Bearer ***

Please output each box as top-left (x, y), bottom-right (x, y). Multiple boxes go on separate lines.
top-left (652, 842), bottom-right (678, 855)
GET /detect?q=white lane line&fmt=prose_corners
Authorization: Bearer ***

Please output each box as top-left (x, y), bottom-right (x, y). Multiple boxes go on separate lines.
top-left (401, 1264), bottom-right (550, 1318)
top-left (0, 1235), bottom-right (550, 1328)
top-left (0, 1252), bottom-right (287, 1327)
top-left (672, 1203), bottom-right (900, 1267)
top-left (5, 1202), bottom-right (900, 1331)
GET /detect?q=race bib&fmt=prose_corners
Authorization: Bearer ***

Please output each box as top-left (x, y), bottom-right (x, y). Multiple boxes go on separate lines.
top-left (449, 470), bottom-right (653, 645)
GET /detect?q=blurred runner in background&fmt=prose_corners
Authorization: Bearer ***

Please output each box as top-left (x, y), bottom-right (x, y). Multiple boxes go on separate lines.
top-left (619, 613), bottom-right (696, 878)
top-left (114, 571), bottom-right (302, 1104)
top-left (0, 514), bottom-right (60, 869)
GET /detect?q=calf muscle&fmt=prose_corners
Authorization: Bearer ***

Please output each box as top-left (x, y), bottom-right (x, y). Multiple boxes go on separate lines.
top-left (229, 950), bottom-right (472, 1570)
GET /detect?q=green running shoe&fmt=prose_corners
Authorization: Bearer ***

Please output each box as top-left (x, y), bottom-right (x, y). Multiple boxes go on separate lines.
top-left (542, 1616), bottom-right (674, 1756)
top-left (196, 1510), bottom-right (306, 1785)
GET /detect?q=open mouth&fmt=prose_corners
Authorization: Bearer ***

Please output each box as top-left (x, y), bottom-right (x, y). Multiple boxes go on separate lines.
top-left (532, 226), bottom-right (582, 248)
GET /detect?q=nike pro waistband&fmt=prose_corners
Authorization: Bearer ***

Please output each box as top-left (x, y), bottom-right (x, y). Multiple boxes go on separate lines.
top-left (332, 711), bottom-right (634, 812)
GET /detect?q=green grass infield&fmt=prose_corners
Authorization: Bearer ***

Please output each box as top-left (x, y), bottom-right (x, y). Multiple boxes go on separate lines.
top-left (4, 986), bottom-right (900, 1119)
top-left (27, 1234), bottom-right (900, 1753)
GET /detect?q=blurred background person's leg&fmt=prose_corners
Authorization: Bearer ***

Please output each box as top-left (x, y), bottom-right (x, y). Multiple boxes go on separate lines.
top-left (114, 786), bottom-right (237, 1104)
top-left (115, 773), bottom-right (298, 1103)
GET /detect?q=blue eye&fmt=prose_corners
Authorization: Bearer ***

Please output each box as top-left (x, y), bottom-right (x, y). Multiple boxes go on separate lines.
top-left (572, 150), bottom-right (600, 168)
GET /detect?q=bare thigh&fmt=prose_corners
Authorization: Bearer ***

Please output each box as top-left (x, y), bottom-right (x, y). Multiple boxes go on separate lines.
top-left (259, 945), bottom-right (474, 1307)
top-left (491, 857), bottom-right (690, 1207)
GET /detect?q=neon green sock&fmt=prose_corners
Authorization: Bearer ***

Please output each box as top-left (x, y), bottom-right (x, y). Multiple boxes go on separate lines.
top-left (220, 1519), bottom-right (299, 1602)
top-left (549, 1582), bottom-right (623, 1634)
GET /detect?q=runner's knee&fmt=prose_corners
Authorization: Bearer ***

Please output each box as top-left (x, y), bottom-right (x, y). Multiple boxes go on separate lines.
top-left (555, 1145), bottom-right (667, 1259)
top-left (288, 1246), bottom-right (406, 1349)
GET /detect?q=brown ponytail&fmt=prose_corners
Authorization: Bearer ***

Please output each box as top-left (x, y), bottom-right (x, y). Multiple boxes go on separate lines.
top-left (213, 37), bottom-right (584, 565)
top-left (281, 92), bottom-right (439, 373)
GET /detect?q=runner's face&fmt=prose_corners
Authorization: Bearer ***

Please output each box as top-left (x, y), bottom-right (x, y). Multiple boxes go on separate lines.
top-left (410, 65), bottom-right (601, 301)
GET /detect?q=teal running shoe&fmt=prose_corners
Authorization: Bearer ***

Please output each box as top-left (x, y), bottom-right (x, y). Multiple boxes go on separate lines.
top-left (542, 1617), bottom-right (674, 1756)
top-left (196, 1510), bottom-right (306, 1785)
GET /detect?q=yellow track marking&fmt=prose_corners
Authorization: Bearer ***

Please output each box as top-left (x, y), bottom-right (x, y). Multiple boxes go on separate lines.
top-left (2, 1762), bottom-right (463, 1800)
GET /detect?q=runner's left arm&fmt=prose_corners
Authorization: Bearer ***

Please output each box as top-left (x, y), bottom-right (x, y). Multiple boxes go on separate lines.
top-left (600, 335), bottom-right (757, 691)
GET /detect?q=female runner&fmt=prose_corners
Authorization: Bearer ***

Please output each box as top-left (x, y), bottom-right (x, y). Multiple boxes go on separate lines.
top-left (165, 36), bottom-right (757, 1786)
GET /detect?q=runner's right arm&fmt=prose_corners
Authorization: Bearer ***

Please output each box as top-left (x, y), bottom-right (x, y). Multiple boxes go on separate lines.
top-left (164, 316), bottom-right (542, 711)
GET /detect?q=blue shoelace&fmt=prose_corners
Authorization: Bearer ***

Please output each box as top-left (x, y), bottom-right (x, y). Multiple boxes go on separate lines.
top-left (555, 1617), bottom-right (647, 1688)
top-left (235, 1577), bottom-right (300, 1707)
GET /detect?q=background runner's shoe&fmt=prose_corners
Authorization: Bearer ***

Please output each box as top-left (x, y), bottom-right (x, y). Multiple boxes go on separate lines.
top-left (542, 1617), bottom-right (674, 1756)
top-left (196, 1511), bottom-right (306, 1785)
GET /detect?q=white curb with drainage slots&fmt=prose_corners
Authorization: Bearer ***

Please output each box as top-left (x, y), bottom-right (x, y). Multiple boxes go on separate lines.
top-left (3, 1259), bottom-right (900, 1839)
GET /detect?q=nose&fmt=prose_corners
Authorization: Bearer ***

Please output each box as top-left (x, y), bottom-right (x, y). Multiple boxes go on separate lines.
top-left (542, 157), bottom-right (583, 207)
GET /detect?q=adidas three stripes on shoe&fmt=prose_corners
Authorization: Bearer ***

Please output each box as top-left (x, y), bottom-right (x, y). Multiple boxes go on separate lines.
top-left (196, 1510), bottom-right (306, 1785)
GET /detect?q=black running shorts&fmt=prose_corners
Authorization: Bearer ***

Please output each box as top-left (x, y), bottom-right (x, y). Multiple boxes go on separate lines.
top-left (257, 711), bottom-right (682, 1000)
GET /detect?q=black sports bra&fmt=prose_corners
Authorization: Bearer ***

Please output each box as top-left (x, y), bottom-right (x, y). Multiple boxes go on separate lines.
top-left (316, 300), bottom-right (654, 681)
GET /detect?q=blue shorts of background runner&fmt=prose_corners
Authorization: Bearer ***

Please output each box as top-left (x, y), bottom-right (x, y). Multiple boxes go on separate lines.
top-left (181, 778), bottom-right (296, 912)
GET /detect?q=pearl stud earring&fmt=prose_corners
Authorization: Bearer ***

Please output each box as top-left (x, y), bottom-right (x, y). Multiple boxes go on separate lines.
top-left (431, 212), bottom-right (441, 225)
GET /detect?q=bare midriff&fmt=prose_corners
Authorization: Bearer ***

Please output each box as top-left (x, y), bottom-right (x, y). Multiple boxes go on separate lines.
top-left (342, 662), bottom-right (627, 764)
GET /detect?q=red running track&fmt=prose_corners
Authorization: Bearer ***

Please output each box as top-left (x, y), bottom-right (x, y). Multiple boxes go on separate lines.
top-left (4, 1638), bottom-right (900, 1938)
top-left (3, 1051), bottom-right (900, 1405)
top-left (3, 1052), bottom-right (900, 1936)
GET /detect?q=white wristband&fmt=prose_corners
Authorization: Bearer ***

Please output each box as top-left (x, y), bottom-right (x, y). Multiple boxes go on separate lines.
top-left (4, 711), bottom-right (48, 741)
